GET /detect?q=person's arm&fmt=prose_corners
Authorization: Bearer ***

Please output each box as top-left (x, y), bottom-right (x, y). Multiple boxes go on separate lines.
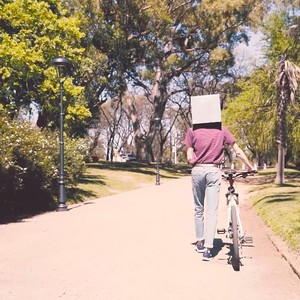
top-left (230, 143), bottom-right (255, 171)
top-left (184, 128), bottom-right (195, 165)
top-left (186, 147), bottom-right (194, 164)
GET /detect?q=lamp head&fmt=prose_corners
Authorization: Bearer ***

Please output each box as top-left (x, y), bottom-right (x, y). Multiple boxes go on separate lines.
top-left (154, 117), bottom-right (161, 129)
top-left (52, 56), bottom-right (71, 78)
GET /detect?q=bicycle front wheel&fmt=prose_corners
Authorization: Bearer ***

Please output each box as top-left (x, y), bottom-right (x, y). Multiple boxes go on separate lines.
top-left (231, 205), bottom-right (240, 271)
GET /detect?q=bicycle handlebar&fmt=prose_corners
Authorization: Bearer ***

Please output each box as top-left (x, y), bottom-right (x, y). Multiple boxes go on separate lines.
top-left (222, 169), bottom-right (257, 180)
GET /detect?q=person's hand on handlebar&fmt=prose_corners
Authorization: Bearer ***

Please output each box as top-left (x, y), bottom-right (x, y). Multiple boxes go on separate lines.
top-left (231, 144), bottom-right (257, 173)
top-left (245, 169), bottom-right (258, 176)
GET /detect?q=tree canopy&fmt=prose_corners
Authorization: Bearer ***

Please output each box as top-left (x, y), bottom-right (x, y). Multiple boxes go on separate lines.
top-left (0, 0), bottom-right (90, 135)
top-left (3, 0), bottom-right (299, 169)
top-left (223, 4), bottom-right (300, 173)
top-left (71, 0), bottom-right (265, 161)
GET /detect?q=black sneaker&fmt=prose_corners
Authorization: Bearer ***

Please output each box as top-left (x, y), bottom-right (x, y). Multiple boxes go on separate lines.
top-left (202, 250), bottom-right (213, 261)
top-left (195, 241), bottom-right (205, 253)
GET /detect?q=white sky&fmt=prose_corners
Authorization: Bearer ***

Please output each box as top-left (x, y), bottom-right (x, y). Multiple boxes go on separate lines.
top-left (234, 31), bottom-right (267, 73)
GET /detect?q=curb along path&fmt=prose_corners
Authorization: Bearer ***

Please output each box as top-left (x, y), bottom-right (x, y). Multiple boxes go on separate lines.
top-left (0, 176), bottom-right (299, 300)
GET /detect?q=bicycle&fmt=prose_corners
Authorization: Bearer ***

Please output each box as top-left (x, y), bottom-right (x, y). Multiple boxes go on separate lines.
top-left (217, 169), bottom-right (256, 271)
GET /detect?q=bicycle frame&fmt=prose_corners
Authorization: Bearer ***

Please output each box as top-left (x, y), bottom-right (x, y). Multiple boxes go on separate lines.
top-left (226, 192), bottom-right (244, 242)
top-left (219, 169), bottom-right (255, 271)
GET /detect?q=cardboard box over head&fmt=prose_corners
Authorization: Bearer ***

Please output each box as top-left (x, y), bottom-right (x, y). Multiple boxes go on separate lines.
top-left (191, 94), bottom-right (221, 128)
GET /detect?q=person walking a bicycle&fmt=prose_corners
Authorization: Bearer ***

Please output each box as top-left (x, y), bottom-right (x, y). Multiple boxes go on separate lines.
top-left (184, 94), bottom-right (255, 261)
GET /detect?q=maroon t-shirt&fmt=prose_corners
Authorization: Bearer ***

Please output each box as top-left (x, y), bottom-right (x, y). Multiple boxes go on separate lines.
top-left (184, 126), bottom-right (235, 165)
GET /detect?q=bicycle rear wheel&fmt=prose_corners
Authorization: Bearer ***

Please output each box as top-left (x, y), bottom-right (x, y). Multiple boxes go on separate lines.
top-left (231, 205), bottom-right (240, 271)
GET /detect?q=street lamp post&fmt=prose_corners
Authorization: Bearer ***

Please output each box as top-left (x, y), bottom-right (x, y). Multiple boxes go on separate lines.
top-left (154, 117), bottom-right (161, 185)
top-left (52, 56), bottom-right (71, 211)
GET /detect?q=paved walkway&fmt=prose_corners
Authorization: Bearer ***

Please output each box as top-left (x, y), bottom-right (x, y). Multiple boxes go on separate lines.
top-left (0, 176), bottom-right (299, 300)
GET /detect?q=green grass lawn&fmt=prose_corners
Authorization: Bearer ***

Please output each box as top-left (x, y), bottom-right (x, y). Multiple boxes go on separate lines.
top-left (68, 160), bottom-right (190, 202)
top-left (248, 168), bottom-right (300, 254)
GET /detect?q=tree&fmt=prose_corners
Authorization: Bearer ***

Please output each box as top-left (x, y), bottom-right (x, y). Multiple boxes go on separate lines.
top-left (0, 0), bottom-right (89, 136)
top-left (80, 0), bottom-right (265, 161)
top-left (99, 97), bottom-right (133, 161)
top-left (263, 9), bottom-right (300, 182)
top-left (224, 6), bottom-right (300, 180)
top-left (275, 59), bottom-right (300, 183)
top-left (222, 67), bottom-right (276, 166)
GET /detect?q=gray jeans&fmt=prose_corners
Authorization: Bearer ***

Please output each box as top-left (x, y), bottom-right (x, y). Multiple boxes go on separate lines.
top-left (191, 166), bottom-right (221, 249)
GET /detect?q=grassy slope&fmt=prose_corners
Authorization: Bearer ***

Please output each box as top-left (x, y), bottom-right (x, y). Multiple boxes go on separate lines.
top-left (68, 161), bottom-right (190, 202)
top-left (247, 168), bottom-right (300, 254)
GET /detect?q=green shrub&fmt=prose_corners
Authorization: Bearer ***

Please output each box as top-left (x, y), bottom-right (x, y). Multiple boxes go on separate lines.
top-left (0, 112), bottom-right (89, 221)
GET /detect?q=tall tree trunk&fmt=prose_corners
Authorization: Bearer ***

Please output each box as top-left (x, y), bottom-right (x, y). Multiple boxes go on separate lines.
top-left (125, 65), bottom-right (169, 162)
top-left (276, 142), bottom-right (285, 184)
top-left (125, 91), bottom-right (152, 162)
top-left (275, 60), bottom-right (300, 183)
top-left (151, 65), bottom-right (169, 160)
top-left (275, 62), bottom-right (288, 184)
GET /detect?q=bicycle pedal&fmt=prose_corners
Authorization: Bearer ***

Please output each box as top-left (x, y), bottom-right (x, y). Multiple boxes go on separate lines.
top-left (244, 236), bottom-right (253, 243)
top-left (217, 228), bottom-right (226, 234)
